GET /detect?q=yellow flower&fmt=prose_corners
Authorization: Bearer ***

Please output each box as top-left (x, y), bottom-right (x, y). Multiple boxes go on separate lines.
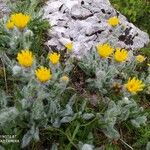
top-left (48, 52), bottom-right (60, 65)
top-left (108, 16), bottom-right (119, 26)
top-left (114, 48), bottom-right (128, 62)
top-left (17, 50), bottom-right (33, 67)
top-left (60, 75), bottom-right (69, 82)
top-left (97, 43), bottom-right (114, 58)
top-left (148, 64), bottom-right (150, 67)
top-left (10, 13), bottom-right (31, 29)
top-left (35, 66), bottom-right (52, 83)
top-left (136, 55), bottom-right (146, 63)
top-left (6, 20), bottom-right (14, 30)
top-left (65, 42), bottom-right (73, 52)
top-left (125, 77), bottom-right (145, 94)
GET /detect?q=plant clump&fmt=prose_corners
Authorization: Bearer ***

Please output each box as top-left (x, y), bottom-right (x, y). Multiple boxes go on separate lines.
top-left (0, 0), bottom-right (149, 150)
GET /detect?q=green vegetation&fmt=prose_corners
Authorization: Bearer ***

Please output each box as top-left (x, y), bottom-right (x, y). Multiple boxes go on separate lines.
top-left (0, 0), bottom-right (149, 150)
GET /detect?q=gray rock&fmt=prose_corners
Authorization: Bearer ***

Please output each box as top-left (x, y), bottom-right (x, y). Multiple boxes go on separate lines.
top-left (43, 0), bottom-right (149, 56)
top-left (0, 0), bottom-right (10, 18)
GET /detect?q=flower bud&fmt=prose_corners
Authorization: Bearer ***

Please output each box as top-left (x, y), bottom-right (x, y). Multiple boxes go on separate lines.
top-left (60, 75), bottom-right (69, 83)
top-left (12, 65), bottom-right (22, 75)
top-left (24, 29), bottom-right (33, 37)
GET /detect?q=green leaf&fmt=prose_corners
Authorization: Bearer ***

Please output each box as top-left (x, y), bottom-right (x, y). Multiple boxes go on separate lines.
top-left (0, 107), bottom-right (19, 126)
top-left (21, 130), bottom-right (33, 148)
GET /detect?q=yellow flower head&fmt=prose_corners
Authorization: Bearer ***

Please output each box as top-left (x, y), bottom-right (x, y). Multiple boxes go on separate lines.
top-left (48, 52), bottom-right (60, 65)
top-left (136, 55), bottom-right (146, 63)
top-left (125, 77), bottom-right (145, 94)
top-left (6, 20), bottom-right (14, 30)
top-left (60, 75), bottom-right (69, 83)
top-left (108, 16), bottom-right (119, 26)
top-left (10, 13), bottom-right (31, 29)
top-left (17, 50), bottom-right (33, 67)
top-left (65, 42), bottom-right (73, 52)
top-left (97, 43), bottom-right (114, 58)
top-left (114, 48), bottom-right (128, 62)
top-left (35, 66), bottom-right (52, 83)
